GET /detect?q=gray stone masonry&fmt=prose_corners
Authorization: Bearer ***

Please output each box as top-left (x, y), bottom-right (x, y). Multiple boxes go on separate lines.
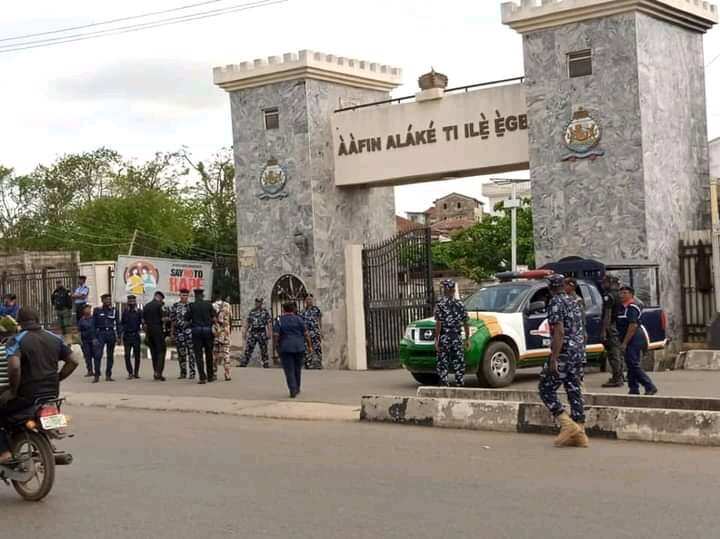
top-left (523, 12), bottom-right (710, 345)
top-left (229, 79), bottom-right (395, 369)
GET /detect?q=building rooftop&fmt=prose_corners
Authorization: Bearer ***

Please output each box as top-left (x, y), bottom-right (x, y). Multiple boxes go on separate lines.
top-left (214, 50), bottom-right (403, 92)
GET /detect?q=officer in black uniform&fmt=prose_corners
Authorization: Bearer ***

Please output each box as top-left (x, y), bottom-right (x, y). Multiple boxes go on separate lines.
top-left (241, 298), bottom-right (272, 368)
top-left (93, 293), bottom-right (119, 383)
top-left (601, 274), bottom-right (625, 388)
top-left (434, 279), bottom-right (470, 387)
top-left (186, 289), bottom-right (217, 384)
top-left (120, 295), bottom-right (143, 379)
top-left (143, 291), bottom-right (168, 381)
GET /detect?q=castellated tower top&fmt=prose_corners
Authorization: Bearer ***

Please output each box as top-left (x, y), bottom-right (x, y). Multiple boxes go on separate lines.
top-left (501, 0), bottom-right (718, 33)
top-left (214, 50), bottom-right (403, 92)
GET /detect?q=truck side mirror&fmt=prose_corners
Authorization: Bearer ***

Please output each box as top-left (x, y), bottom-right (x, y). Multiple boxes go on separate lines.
top-left (526, 301), bottom-right (546, 315)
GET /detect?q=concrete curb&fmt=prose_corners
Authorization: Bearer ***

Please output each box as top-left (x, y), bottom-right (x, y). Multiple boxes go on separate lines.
top-left (416, 387), bottom-right (720, 411)
top-left (65, 392), bottom-right (359, 422)
top-left (360, 395), bottom-right (720, 446)
top-left (677, 349), bottom-right (720, 371)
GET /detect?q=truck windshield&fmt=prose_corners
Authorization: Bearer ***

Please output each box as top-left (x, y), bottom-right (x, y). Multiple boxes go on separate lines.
top-left (464, 282), bottom-right (532, 313)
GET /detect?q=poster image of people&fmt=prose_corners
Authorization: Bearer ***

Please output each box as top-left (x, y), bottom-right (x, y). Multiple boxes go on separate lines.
top-left (123, 261), bottom-right (159, 298)
top-left (114, 256), bottom-right (213, 305)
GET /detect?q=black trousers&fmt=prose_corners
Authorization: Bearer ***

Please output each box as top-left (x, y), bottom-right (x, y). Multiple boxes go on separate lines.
top-left (192, 327), bottom-right (215, 381)
top-left (0, 398), bottom-right (33, 453)
top-left (147, 327), bottom-right (166, 376)
top-left (280, 352), bottom-right (304, 396)
top-left (124, 334), bottom-right (141, 376)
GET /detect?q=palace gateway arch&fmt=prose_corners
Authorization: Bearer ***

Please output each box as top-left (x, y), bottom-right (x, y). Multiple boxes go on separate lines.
top-left (214, 0), bottom-right (718, 368)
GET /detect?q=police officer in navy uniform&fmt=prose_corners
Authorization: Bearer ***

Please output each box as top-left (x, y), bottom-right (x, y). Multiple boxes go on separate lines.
top-left (143, 291), bottom-right (168, 381)
top-left (120, 295), bottom-right (143, 379)
top-left (538, 274), bottom-right (589, 448)
top-left (93, 293), bottom-right (119, 383)
top-left (241, 298), bottom-right (272, 368)
top-left (601, 274), bottom-right (625, 388)
top-left (434, 279), bottom-right (470, 387)
top-left (617, 286), bottom-right (658, 395)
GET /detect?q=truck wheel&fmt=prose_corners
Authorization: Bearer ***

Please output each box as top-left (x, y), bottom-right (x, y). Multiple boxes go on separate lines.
top-left (478, 341), bottom-right (516, 388)
top-left (411, 373), bottom-right (440, 386)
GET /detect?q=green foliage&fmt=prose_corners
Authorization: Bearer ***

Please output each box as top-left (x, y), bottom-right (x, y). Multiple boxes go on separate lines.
top-left (0, 147), bottom-right (237, 264)
top-left (431, 202), bottom-right (535, 281)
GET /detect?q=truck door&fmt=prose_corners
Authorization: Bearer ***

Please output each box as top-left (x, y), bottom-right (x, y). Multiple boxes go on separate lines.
top-left (523, 286), bottom-right (551, 360)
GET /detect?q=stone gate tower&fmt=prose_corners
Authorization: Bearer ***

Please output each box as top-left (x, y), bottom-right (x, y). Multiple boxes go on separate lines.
top-left (503, 0), bottom-right (718, 340)
top-left (214, 51), bottom-right (401, 368)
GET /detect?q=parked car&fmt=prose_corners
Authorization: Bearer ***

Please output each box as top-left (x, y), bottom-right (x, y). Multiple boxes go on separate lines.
top-left (400, 257), bottom-right (667, 387)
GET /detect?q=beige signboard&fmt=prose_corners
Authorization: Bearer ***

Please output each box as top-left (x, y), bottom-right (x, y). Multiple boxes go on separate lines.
top-left (331, 83), bottom-right (529, 187)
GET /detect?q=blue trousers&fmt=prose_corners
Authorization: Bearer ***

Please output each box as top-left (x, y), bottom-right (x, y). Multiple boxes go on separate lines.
top-left (625, 343), bottom-right (656, 394)
top-left (280, 352), bottom-right (304, 396)
top-left (538, 352), bottom-right (585, 423)
top-left (96, 331), bottom-right (116, 377)
top-left (81, 339), bottom-right (101, 374)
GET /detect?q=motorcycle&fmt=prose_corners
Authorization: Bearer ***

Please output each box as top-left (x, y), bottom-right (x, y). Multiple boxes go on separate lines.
top-left (0, 397), bottom-right (73, 502)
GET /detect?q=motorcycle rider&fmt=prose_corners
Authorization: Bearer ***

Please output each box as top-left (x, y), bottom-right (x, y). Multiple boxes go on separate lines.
top-left (0, 308), bottom-right (78, 464)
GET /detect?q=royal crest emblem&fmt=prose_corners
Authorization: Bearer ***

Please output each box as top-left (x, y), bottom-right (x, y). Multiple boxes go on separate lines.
top-left (258, 159), bottom-right (288, 200)
top-left (561, 108), bottom-right (605, 161)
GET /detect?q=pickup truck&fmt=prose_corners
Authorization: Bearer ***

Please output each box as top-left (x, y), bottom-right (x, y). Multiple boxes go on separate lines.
top-left (400, 257), bottom-right (667, 387)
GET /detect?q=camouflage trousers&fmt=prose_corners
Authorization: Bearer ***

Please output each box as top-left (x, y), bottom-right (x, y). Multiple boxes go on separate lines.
top-left (304, 332), bottom-right (323, 369)
top-left (436, 335), bottom-right (465, 387)
top-left (242, 332), bottom-right (269, 367)
top-left (214, 337), bottom-right (232, 379)
top-left (175, 330), bottom-right (196, 378)
top-left (538, 352), bottom-right (585, 423)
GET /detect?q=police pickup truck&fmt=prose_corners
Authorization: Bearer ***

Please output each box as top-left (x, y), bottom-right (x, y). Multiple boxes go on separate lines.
top-left (400, 257), bottom-right (668, 387)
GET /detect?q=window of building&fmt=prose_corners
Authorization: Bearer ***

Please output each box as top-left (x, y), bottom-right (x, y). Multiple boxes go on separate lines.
top-left (264, 108), bottom-right (279, 130)
top-left (457, 202), bottom-right (461, 209)
top-left (443, 203), bottom-right (448, 210)
top-left (568, 49), bottom-right (592, 78)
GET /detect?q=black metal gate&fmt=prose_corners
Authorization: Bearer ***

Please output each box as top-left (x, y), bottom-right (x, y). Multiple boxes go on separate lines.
top-left (0, 269), bottom-right (77, 328)
top-left (362, 228), bottom-right (434, 368)
top-left (679, 236), bottom-right (715, 342)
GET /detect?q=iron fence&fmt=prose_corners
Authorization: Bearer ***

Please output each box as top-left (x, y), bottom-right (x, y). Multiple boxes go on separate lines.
top-left (679, 234), bottom-right (715, 342)
top-left (0, 269), bottom-right (77, 329)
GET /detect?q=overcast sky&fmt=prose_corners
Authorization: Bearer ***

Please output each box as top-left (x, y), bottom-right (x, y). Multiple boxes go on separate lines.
top-left (1, 0), bottom-right (720, 217)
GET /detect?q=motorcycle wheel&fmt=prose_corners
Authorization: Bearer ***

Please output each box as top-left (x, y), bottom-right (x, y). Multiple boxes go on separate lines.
top-left (11, 431), bottom-right (56, 502)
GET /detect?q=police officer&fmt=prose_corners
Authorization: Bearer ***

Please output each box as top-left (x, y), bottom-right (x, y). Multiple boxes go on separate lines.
top-left (120, 295), bottom-right (143, 380)
top-left (77, 304), bottom-right (100, 379)
top-left (601, 274), bottom-right (625, 388)
top-left (538, 274), bottom-right (588, 448)
top-left (170, 289), bottom-right (196, 380)
top-left (143, 291), bottom-right (168, 381)
top-left (186, 289), bottom-right (217, 384)
top-left (93, 293), bottom-right (119, 383)
top-left (213, 294), bottom-right (233, 381)
top-left (241, 298), bottom-right (272, 368)
top-left (301, 294), bottom-right (323, 369)
top-left (434, 279), bottom-right (470, 387)
top-left (72, 275), bottom-right (90, 324)
top-left (617, 286), bottom-right (658, 396)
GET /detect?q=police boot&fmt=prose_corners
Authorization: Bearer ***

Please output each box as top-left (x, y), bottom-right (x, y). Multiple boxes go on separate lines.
top-left (566, 423), bottom-right (590, 448)
top-left (554, 412), bottom-right (582, 447)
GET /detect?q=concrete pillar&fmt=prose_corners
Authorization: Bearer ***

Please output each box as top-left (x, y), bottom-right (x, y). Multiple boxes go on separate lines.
top-left (344, 244), bottom-right (367, 371)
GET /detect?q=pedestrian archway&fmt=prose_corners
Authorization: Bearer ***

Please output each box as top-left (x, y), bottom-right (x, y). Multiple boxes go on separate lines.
top-left (270, 274), bottom-right (308, 319)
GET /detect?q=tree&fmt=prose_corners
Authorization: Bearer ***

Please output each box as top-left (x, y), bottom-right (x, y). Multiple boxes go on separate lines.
top-left (432, 202), bottom-right (535, 281)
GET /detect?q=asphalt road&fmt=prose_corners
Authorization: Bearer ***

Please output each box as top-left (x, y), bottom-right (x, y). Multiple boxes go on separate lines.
top-left (3, 407), bottom-right (720, 539)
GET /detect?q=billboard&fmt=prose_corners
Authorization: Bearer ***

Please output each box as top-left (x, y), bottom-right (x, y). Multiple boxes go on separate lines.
top-left (113, 255), bottom-right (214, 305)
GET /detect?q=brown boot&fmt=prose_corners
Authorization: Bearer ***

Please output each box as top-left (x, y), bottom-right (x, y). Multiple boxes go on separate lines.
top-left (566, 423), bottom-right (590, 448)
top-left (554, 412), bottom-right (582, 447)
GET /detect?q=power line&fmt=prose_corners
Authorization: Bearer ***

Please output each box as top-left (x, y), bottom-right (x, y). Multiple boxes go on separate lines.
top-left (135, 229), bottom-right (236, 257)
top-left (0, 0), bottom-right (228, 43)
top-left (0, 0), bottom-right (286, 54)
top-left (42, 229), bottom-right (130, 247)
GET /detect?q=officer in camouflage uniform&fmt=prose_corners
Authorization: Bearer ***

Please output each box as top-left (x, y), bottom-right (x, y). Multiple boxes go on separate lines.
top-left (433, 279), bottom-right (470, 387)
top-left (538, 274), bottom-right (589, 448)
top-left (241, 298), bottom-right (272, 368)
top-left (213, 295), bottom-right (233, 381)
top-left (301, 294), bottom-right (323, 370)
top-left (170, 288), bottom-right (196, 379)
top-left (601, 274), bottom-right (625, 388)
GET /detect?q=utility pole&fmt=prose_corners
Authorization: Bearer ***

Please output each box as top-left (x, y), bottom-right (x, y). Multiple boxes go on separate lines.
top-left (128, 229), bottom-right (138, 256)
top-left (490, 178), bottom-right (530, 273)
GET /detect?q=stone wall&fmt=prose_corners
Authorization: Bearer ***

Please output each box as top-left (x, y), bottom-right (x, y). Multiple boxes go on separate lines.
top-left (522, 12), bottom-right (711, 344)
top-left (230, 79), bottom-right (395, 368)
